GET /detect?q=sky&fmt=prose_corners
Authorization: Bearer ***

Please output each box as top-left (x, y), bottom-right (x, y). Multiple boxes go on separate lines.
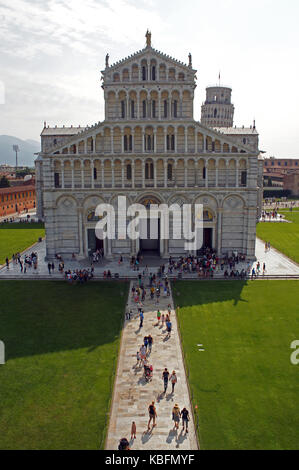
top-left (0, 0), bottom-right (298, 158)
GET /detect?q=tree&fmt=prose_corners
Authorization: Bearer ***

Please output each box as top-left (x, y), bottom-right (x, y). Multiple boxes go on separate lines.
top-left (0, 176), bottom-right (10, 188)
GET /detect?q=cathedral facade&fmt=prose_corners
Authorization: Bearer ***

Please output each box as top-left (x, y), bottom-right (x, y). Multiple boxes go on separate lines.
top-left (35, 32), bottom-right (263, 260)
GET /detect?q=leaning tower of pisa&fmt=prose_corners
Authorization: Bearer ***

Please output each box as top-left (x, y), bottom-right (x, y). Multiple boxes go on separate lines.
top-left (201, 85), bottom-right (234, 128)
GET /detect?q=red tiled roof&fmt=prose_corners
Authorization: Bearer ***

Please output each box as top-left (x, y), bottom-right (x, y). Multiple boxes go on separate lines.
top-left (0, 185), bottom-right (36, 195)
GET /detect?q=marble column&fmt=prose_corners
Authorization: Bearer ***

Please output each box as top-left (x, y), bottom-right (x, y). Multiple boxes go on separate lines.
top-left (102, 161), bottom-right (105, 189)
top-left (142, 160), bottom-right (145, 188)
top-left (184, 161), bottom-right (188, 188)
top-left (142, 128), bottom-right (145, 153)
top-left (61, 161), bottom-right (65, 189)
top-left (205, 161), bottom-right (208, 188)
top-left (91, 161), bottom-right (95, 189)
top-left (164, 160), bottom-right (167, 187)
top-left (132, 161), bottom-right (135, 189)
top-left (81, 161), bottom-right (84, 188)
top-left (121, 160), bottom-right (125, 188)
top-left (184, 127), bottom-right (188, 153)
top-left (71, 161), bottom-right (74, 189)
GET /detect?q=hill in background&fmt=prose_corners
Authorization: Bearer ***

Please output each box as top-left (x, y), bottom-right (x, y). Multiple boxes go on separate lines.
top-left (0, 136), bottom-right (40, 167)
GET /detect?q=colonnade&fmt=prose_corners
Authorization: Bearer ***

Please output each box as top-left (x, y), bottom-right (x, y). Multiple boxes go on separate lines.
top-left (58, 125), bottom-right (241, 156)
top-left (52, 156), bottom-right (248, 190)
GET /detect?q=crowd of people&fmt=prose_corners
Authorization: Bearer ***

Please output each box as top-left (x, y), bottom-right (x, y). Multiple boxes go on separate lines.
top-left (65, 268), bottom-right (94, 284)
top-left (5, 251), bottom-right (39, 273)
top-left (261, 209), bottom-right (283, 221)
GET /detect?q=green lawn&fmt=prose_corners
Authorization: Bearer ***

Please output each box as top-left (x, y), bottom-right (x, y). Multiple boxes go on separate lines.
top-left (0, 280), bottom-right (128, 450)
top-left (0, 223), bottom-right (45, 265)
top-left (173, 280), bottom-right (299, 450)
top-left (257, 210), bottom-right (299, 263)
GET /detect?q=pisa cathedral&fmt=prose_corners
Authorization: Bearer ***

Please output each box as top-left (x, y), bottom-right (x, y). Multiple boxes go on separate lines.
top-left (35, 31), bottom-right (263, 260)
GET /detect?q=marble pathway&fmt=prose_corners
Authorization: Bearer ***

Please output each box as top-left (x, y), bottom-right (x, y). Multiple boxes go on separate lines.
top-left (105, 281), bottom-right (198, 450)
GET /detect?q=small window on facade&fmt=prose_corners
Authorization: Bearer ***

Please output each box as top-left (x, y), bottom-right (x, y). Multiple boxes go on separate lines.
top-left (143, 100), bottom-right (146, 118)
top-left (53, 139), bottom-right (57, 145)
top-left (93, 168), bottom-right (97, 180)
top-left (164, 100), bottom-right (167, 118)
top-left (203, 167), bottom-right (206, 179)
top-left (54, 172), bottom-right (60, 187)
top-left (121, 100), bottom-right (125, 118)
top-left (243, 138), bottom-right (246, 144)
top-left (142, 66), bottom-right (146, 81)
top-left (126, 164), bottom-right (132, 180)
top-left (174, 100), bottom-right (178, 118)
top-left (131, 101), bottom-right (135, 118)
top-left (145, 163), bottom-right (154, 179)
top-left (124, 135), bottom-right (128, 151)
top-left (241, 171), bottom-right (247, 186)
top-left (152, 100), bottom-right (156, 118)
top-left (171, 135), bottom-right (175, 151)
top-left (152, 66), bottom-right (156, 81)
top-left (129, 135), bottom-right (133, 151)
top-left (167, 164), bottom-right (173, 180)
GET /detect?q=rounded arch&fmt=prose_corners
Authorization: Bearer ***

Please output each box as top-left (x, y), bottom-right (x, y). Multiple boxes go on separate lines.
top-left (222, 193), bottom-right (246, 209)
top-left (136, 192), bottom-right (164, 205)
top-left (55, 194), bottom-right (79, 209)
top-left (193, 193), bottom-right (218, 209)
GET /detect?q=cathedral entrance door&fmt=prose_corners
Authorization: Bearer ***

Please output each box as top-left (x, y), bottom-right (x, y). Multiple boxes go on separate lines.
top-left (203, 227), bottom-right (213, 249)
top-left (88, 228), bottom-right (104, 255)
top-left (139, 217), bottom-right (160, 255)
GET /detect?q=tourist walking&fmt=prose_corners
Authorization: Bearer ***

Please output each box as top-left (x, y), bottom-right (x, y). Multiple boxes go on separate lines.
top-left (140, 344), bottom-right (146, 364)
top-left (169, 371), bottom-right (177, 394)
top-left (156, 310), bottom-right (161, 325)
top-left (166, 319), bottom-right (172, 338)
top-left (148, 334), bottom-right (153, 354)
top-left (148, 401), bottom-right (157, 430)
top-left (172, 404), bottom-right (181, 430)
top-left (181, 407), bottom-right (190, 433)
top-left (162, 368), bottom-right (169, 394)
top-left (139, 310), bottom-right (144, 328)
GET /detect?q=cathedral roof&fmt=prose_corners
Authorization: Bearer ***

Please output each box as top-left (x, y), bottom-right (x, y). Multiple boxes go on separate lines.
top-left (41, 126), bottom-right (87, 136)
top-left (105, 47), bottom-right (195, 72)
top-left (214, 127), bottom-right (258, 135)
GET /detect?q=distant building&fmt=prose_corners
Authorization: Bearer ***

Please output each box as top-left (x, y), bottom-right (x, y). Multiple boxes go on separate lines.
top-left (0, 184), bottom-right (36, 217)
top-left (284, 171), bottom-right (299, 196)
top-left (263, 157), bottom-right (299, 188)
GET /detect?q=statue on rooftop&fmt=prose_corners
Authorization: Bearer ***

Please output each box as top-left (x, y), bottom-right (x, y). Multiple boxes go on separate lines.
top-left (146, 29), bottom-right (151, 48)
top-left (105, 53), bottom-right (109, 68)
